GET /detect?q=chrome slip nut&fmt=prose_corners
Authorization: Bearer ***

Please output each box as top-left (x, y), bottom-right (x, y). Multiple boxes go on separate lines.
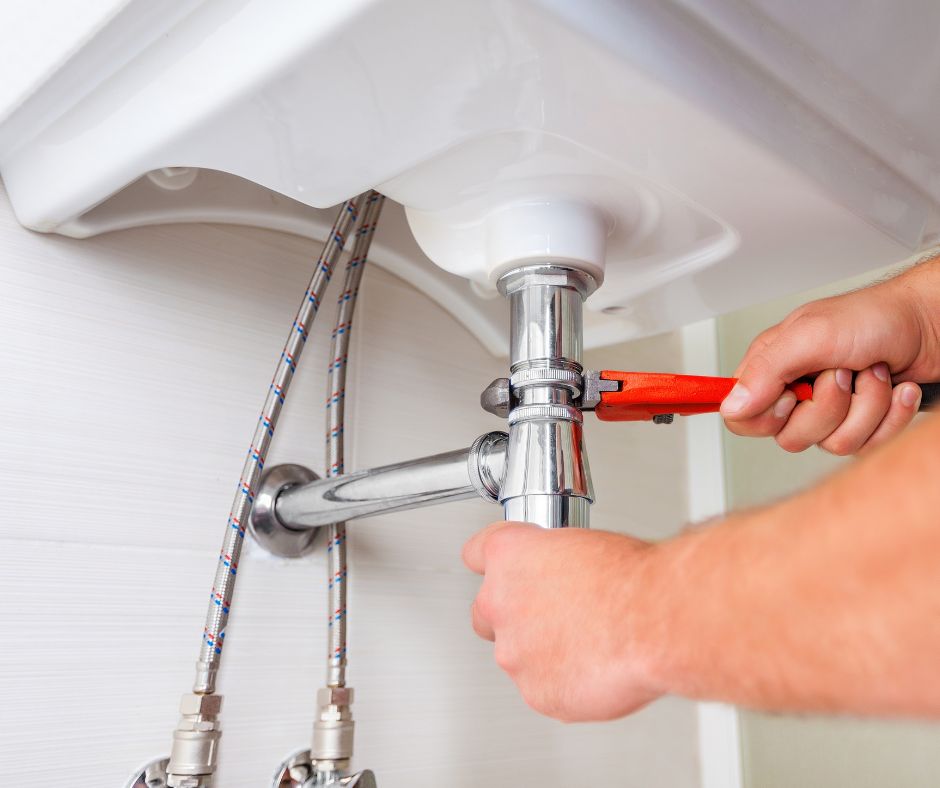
top-left (509, 366), bottom-right (582, 396)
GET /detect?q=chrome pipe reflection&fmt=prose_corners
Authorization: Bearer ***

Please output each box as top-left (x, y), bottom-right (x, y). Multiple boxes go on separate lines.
top-left (274, 431), bottom-right (508, 529)
top-left (497, 265), bottom-right (597, 529)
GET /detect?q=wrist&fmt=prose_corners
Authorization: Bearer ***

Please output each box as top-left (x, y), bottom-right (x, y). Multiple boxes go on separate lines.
top-left (891, 255), bottom-right (940, 374)
top-left (625, 521), bottom-right (730, 700)
top-left (627, 507), bottom-right (791, 703)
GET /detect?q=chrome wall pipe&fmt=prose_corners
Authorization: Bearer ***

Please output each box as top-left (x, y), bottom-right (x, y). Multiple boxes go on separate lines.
top-left (251, 432), bottom-right (508, 546)
top-left (279, 431), bottom-right (507, 526)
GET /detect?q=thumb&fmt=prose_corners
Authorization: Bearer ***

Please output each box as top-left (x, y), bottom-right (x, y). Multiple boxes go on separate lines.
top-left (462, 521), bottom-right (532, 574)
top-left (721, 330), bottom-right (829, 421)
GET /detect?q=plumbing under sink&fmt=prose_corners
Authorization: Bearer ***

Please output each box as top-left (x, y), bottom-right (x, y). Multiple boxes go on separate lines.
top-left (6, 2), bottom-right (940, 786)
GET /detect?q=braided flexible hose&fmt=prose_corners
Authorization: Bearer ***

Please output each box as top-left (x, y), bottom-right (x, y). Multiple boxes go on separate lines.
top-left (325, 190), bottom-right (385, 687)
top-left (192, 195), bottom-right (364, 695)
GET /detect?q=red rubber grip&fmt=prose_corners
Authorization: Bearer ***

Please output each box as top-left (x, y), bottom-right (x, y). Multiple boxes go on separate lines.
top-left (595, 371), bottom-right (813, 422)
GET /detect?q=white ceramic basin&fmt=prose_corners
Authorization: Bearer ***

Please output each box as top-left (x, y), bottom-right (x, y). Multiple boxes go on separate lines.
top-left (2, 0), bottom-right (938, 351)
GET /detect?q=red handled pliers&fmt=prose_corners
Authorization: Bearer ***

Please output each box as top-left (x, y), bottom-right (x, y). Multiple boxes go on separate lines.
top-left (582, 370), bottom-right (940, 422)
top-left (581, 371), bottom-right (812, 423)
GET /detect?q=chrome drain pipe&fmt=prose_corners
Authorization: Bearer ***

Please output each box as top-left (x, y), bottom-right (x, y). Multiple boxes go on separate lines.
top-left (250, 431), bottom-right (508, 545)
top-left (497, 265), bottom-right (597, 529)
top-left (254, 263), bottom-right (601, 536)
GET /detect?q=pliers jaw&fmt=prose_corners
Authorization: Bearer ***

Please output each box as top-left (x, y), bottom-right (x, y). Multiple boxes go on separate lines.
top-left (579, 370), bottom-right (620, 411)
top-left (581, 370), bottom-right (813, 422)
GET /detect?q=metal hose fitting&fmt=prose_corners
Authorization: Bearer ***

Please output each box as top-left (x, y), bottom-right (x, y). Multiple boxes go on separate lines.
top-left (166, 694), bottom-right (222, 787)
top-left (311, 687), bottom-right (356, 776)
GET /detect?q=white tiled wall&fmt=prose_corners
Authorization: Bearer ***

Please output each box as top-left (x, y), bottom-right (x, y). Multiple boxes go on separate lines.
top-left (0, 183), bottom-right (699, 787)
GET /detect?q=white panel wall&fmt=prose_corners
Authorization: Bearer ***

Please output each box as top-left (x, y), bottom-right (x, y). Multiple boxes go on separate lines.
top-left (0, 183), bottom-right (699, 787)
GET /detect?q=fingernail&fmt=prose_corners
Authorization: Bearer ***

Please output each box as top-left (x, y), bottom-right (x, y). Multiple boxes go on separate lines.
top-left (773, 392), bottom-right (798, 419)
top-left (721, 383), bottom-right (751, 414)
top-left (900, 384), bottom-right (921, 409)
top-left (835, 368), bottom-right (853, 392)
top-left (873, 363), bottom-right (890, 383)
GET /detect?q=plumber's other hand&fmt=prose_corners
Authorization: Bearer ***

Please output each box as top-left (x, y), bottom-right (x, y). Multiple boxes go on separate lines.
top-left (462, 521), bottom-right (662, 722)
top-left (720, 259), bottom-right (940, 455)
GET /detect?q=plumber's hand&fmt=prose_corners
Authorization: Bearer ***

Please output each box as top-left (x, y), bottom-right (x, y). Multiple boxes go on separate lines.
top-left (462, 522), bottom-right (663, 722)
top-left (720, 259), bottom-right (940, 455)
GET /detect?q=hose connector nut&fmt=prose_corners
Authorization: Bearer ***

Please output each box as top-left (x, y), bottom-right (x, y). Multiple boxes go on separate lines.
top-left (179, 692), bottom-right (223, 719)
top-left (166, 693), bottom-right (223, 787)
top-left (318, 686), bottom-right (354, 707)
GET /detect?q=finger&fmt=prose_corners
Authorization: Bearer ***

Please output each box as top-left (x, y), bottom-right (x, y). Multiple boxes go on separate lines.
top-left (861, 382), bottom-right (922, 453)
top-left (723, 390), bottom-right (798, 438)
top-left (775, 368), bottom-right (852, 453)
top-left (818, 364), bottom-right (892, 456)
top-left (723, 314), bottom-right (838, 420)
top-left (461, 521), bottom-right (522, 574)
top-left (732, 323), bottom-right (782, 378)
top-left (470, 599), bottom-right (495, 641)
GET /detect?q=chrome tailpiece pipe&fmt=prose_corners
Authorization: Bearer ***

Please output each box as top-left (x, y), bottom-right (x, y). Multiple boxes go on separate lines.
top-left (497, 265), bottom-right (597, 529)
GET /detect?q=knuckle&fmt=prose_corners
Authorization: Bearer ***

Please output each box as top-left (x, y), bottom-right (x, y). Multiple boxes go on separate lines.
top-left (790, 308), bottom-right (834, 340)
top-left (860, 366), bottom-right (885, 386)
top-left (472, 620), bottom-right (493, 642)
top-left (814, 390), bottom-right (851, 422)
top-left (741, 348), bottom-right (774, 378)
top-left (521, 684), bottom-right (557, 718)
top-left (539, 692), bottom-right (567, 721)
top-left (726, 420), bottom-right (780, 438)
top-left (776, 433), bottom-right (808, 454)
top-left (886, 402), bottom-right (913, 428)
top-left (722, 419), bottom-right (753, 436)
top-left (787, 313), bottom-right (831, 351)
top-left (819, 436), bottom-right (853, 456)
top-left (493, 641), bottom-right (518, 674)
top-left (483, 528), bottom-right (514, 560)
top-left (473, 590), bottom-right (495, 623)
top-left (788, 305), bottom-right (819, 327)
top-left (783, 304), bottom-right (811, 326)
top-left (743, 326), bottom-right (778, 361)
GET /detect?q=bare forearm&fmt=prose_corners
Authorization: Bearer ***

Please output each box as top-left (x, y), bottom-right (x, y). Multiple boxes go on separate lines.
top-left (643, 413), bottom-right (940, 716)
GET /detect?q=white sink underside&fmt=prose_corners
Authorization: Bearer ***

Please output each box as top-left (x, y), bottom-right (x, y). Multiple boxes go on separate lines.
top-left (2, 0), bottom-right (939, 354)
